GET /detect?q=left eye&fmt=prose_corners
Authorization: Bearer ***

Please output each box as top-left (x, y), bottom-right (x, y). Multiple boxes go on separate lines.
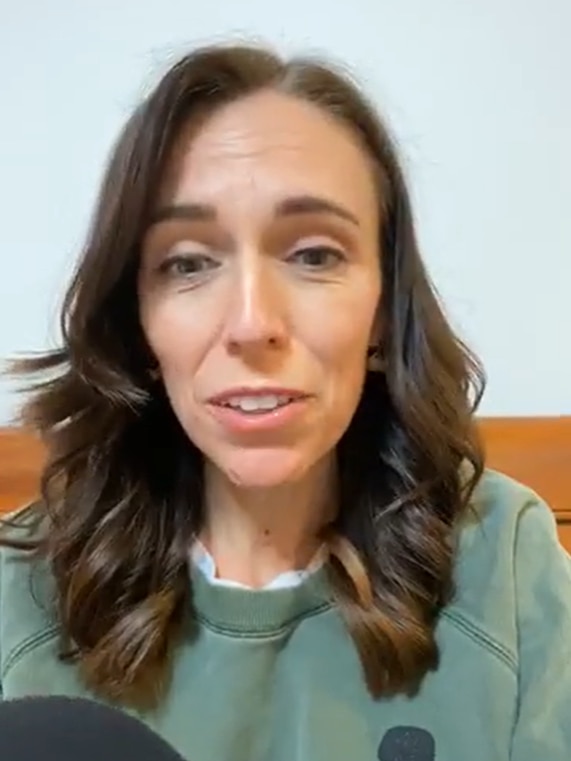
top-left (287, 246), bottom-right (345, 268)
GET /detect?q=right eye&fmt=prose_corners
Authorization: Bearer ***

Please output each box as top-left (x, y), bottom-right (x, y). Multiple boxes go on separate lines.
top-left (158, 254), bottom-right (220, 278)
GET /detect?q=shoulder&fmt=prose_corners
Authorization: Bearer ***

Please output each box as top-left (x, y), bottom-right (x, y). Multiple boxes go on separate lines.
top-left (0, 501), bottom-right (50, 561)
top-left (0, 503), bottom-right (57, 664)
top-left (455, 467), bottom-right (567, 578)
top-left (445, 468), bottom-right (571, 664)
top-left (455, 467), bottom-right (558, 563)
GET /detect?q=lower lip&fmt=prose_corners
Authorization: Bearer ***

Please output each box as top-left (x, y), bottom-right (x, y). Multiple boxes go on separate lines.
top-left (207, 398), bottom-right (308, 433)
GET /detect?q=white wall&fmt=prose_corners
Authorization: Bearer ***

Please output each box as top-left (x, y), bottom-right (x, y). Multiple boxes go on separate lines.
top-left (1, 0), bottom-right (569, 423)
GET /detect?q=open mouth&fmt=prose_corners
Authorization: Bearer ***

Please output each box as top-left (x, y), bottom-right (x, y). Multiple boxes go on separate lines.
top-left (217, 394), bottom-right (299, 414)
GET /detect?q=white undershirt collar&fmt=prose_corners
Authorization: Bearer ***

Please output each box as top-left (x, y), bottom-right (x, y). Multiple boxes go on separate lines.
top-left (190, 541), bottom-right (325, 590)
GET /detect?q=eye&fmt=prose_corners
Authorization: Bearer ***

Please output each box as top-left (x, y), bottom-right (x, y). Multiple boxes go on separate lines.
top-left (158, 253), bottom-right (220, 278)
top-left (287, 246), bottom-right (345, 269)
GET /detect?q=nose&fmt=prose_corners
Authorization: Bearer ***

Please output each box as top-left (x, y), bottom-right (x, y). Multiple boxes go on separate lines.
top-left (223, 257), bottom-right (288, 357)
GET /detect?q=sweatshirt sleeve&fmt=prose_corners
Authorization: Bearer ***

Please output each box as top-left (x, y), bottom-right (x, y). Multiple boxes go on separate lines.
top-left (0, 546), bottom-right (3, 699)
top-left (510, 499), bottom-right (571, 759)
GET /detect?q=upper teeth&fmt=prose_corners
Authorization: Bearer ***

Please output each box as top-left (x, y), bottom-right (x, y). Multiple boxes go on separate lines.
top-left (225, 395), bottom-right (293, 412)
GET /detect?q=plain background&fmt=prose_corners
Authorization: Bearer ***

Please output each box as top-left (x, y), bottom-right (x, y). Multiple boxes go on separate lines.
top-left (1, 0), bottom-right (569, 423)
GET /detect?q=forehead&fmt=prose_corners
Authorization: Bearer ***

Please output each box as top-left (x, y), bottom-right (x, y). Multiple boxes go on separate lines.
top-left (158, 90), bottom-right (379, 219)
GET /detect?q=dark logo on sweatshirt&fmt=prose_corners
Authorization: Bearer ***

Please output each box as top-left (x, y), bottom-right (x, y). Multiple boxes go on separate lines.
top-left (378, 726), bottom-right (435, 761)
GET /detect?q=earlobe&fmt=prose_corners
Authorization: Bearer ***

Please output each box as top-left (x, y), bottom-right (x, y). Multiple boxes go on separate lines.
top-left (366, 345), bottom-right (386, 373)
top-left (367, 310), bottom-right (385, 372)
top-left (148, 363), bottom-right (161, 382)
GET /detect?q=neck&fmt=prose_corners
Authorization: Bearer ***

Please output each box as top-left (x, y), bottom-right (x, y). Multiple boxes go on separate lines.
top-left (200, 455), bottom-right (337, 588)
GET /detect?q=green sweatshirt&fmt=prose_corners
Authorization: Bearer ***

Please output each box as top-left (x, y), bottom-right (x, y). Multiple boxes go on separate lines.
top-left (1, 469), bottom-right (570, 760)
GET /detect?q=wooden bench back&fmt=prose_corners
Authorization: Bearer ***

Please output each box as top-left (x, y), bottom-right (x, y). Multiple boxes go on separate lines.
top-left (1, 418), bottom-right (569, 549)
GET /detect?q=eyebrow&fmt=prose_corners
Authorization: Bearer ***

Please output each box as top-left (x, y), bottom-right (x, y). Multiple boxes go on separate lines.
top-left (148, 194), bottom-right (360, 228)
top-left (149, 203), bottom-right (217, 225)
top-left (275, 195), bottom-right (360, 227)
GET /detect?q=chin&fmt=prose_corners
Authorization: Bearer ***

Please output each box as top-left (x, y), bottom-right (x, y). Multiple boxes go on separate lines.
top-left (215, 448), bottom-right (313, 490)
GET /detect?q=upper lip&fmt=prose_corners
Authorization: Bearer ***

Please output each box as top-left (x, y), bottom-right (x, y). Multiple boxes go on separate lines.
top-left (207, 386), bottom-right (309, 405)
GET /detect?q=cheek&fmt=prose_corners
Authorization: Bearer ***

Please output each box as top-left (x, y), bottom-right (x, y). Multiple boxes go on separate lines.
top-left (320, 324), bottom-right (370, 406)
top-left (301, 281), bottom-right (379, 368)
top-left (139, 297), bottom-right (217, 396)
top-left (299, 283), bottom-right (379, 410)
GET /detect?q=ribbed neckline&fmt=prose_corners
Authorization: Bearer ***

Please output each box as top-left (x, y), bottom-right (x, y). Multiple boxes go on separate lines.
top-left (189, 563), bottom-right (334, 635)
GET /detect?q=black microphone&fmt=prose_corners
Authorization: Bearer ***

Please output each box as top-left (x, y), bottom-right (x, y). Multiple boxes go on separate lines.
top-left (378, 726), bottom-right (436, 761)
top-left (0, 695), bottom-right (185, 761)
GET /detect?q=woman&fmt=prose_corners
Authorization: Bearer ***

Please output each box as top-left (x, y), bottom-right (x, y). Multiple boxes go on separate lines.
top-left (1, 43), bottom-right (570, 761)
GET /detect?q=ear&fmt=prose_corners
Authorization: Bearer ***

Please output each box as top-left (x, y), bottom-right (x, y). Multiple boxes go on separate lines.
top-left (368, 306), bottom-right (383, 347)
top-left (366, 345), bottom-right (386, 372)
top-left (366, 310), bottom-right (386, 372)
top-left (148, 365), bottom-right (161, 381)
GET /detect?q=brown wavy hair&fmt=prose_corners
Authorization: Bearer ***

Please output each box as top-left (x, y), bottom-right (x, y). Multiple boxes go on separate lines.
top-left (1, 43), bottom-right (485, 709)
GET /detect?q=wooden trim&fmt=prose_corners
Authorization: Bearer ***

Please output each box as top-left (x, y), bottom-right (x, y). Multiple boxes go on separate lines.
top-left (479, 417), bottom-right (570, 516)
top-left (1, 417), bottom-right (569, 519)
top-left (0, 427), bottom-right (45, 513)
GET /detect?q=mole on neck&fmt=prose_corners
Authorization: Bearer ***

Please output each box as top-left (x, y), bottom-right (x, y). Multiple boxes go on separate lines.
top-left (199, 456), bottom-right (337, 588)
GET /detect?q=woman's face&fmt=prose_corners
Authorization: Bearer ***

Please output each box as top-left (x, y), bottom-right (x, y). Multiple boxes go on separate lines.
top-left (138, 90), bottom-right (381, 488)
